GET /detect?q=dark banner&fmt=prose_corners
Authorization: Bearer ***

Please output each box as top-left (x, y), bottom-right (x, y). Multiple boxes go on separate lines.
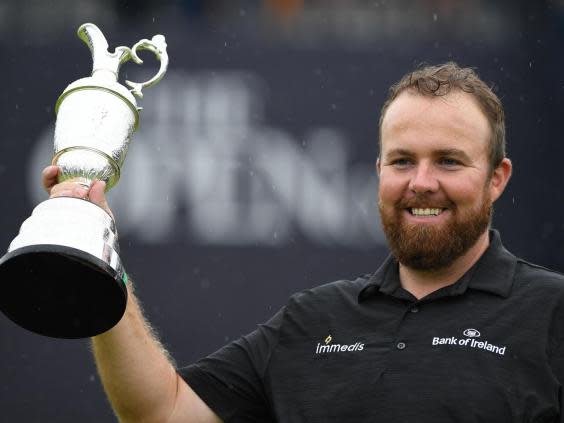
top-left (1, 2), bottom-right (563, 421)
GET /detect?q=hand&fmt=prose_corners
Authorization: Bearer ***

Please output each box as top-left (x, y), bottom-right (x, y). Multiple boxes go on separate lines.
top-left (42, 165), bottom-right (114, 220)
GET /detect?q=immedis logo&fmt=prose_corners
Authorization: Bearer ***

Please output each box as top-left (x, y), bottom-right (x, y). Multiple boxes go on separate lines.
top-left (315, 334), bottom-right (365, 354)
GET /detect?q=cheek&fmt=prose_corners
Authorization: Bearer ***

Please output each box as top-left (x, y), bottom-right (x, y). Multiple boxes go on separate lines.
top-left (442, 178), bottom-right (487, 207)
top-left (378, 175), bottom-right (405, 203)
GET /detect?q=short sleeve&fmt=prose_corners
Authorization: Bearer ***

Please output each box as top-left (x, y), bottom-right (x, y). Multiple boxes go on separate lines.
top-left (548, 293), bottom-right (564, 423)
top-left (177, 308), bottom-right (284, 422)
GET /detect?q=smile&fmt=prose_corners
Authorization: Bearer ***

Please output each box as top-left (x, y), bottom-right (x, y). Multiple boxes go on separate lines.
top-left (409, 208), bottom-right (446, 217)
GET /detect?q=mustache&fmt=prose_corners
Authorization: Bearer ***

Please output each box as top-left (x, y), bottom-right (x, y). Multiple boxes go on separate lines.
top-left (395, 195), bottom-right (454, 209)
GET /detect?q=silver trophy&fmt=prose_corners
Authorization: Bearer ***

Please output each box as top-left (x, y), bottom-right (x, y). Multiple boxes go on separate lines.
top-left (0, 23), bottom-right (168, 338)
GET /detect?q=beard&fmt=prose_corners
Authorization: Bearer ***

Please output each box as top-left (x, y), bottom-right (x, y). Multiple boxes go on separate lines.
top-left (379, 191), bottom-right (492, 272)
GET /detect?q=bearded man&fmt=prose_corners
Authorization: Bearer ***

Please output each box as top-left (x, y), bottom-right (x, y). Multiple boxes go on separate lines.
top-left (43, 62), bottom-right (564, 422)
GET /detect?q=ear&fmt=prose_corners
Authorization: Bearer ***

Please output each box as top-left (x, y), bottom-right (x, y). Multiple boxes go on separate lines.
top-left (489, 158), bottom-right (512, 202)
top-left (376, 157), bottom-right (381, 177)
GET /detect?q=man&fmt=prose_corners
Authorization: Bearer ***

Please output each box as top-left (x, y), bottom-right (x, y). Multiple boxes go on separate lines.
top-left (43, 62), bottom-right (564, 422)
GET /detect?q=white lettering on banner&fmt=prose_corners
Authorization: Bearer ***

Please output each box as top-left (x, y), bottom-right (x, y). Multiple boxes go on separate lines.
top-left (28, 71), bottom-right (385, 247)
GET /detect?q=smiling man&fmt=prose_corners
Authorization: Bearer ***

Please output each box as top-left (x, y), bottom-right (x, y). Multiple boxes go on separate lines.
top-left (43, 62), bottom-right (564, 422)
top-left (377, 66), bottom-right (512, 299)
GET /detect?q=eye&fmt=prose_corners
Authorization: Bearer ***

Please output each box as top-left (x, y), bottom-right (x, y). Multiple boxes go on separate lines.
top-left (390, 158), bottom-right (414, 168)
top-left (438, 157), bottom-right (462, 167)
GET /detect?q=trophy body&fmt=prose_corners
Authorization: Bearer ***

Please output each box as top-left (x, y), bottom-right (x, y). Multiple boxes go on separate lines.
top-left (0, 23), bottom-right (168, 339)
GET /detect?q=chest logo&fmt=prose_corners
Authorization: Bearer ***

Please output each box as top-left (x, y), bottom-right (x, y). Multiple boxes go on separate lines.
top-left (463, 328), bottom-right (481, 338)
top-left (432, 329), bottom-right (506, 356)
top-left (315, 334), bottom-right (364, 354)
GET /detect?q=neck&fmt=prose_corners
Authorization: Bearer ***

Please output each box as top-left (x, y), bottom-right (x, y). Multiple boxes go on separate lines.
top-left (399, 231), bottom-right (490, 300)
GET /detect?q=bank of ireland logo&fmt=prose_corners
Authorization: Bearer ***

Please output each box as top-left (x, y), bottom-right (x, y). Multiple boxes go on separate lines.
top-left (463, 328), bottom-right (481, 338)
top-left (431, 328), bottom-right (506, 356)
top-left (315, 334), bottom-right (364, 354)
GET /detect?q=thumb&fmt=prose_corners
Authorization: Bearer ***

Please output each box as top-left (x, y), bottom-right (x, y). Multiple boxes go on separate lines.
top-left (88, 180), bottom-right (114, 219)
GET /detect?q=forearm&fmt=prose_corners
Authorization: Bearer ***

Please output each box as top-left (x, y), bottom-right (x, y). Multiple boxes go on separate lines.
top-left (40, 172), bottom-right (217, 422)
top-left (91, 283), bottom-right (179, 423)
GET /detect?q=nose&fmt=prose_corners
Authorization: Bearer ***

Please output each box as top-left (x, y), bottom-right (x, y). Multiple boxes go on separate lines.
top-left (408, 162), bottom-right (439, 193)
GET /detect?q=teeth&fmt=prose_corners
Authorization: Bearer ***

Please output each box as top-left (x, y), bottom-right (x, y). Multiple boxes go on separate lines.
top-left (411, 208), bottom-right (443, 216)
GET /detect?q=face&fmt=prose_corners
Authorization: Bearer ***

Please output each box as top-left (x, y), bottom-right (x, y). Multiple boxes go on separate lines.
top-left (377, 90), bottom-right (510, 271)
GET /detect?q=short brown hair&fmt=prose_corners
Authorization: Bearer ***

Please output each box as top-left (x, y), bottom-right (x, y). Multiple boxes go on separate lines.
top-left (379, 62), bottom-right (506, 174)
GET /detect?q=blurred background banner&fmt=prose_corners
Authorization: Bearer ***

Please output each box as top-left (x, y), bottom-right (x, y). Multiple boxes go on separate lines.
top-left (1, 0), bottom-right (563, 420)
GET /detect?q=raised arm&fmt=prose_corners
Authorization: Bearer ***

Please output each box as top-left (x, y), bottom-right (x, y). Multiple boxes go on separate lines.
top-left (43, 165), bottom-right (222, 423)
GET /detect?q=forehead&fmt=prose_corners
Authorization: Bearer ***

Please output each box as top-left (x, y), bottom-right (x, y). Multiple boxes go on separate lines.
top-left (380, 90), bottom-right (491, 156)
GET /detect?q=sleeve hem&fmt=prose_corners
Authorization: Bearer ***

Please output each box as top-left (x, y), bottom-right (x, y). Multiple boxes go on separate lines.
top-left (178, 364), bottom-right (237, 422)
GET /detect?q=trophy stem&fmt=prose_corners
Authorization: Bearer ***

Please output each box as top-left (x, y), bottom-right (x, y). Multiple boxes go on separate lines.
top-left (65, 178), bottom-right (94, 190)
top-left (53, 146), bottom-right (121, 189)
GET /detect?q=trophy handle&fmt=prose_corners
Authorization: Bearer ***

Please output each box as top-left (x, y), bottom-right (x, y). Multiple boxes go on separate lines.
top-left (125, 35), bottom-right (169, 99)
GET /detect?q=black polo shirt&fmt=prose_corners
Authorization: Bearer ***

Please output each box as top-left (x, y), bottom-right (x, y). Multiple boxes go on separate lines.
top-left (179, 231), bottom-right (564, 422)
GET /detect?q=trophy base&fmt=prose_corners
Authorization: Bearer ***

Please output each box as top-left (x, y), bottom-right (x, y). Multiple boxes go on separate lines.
top-left (0, 244), bottom-right (127, 339)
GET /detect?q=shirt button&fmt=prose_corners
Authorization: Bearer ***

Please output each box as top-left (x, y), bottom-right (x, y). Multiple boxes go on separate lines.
top-left (396, 342), bottom-right (406, 350)
top-left (410, 306), bottom-right (419, 313)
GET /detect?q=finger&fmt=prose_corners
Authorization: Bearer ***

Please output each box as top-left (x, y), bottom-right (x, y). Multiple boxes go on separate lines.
top-left (88, 181), bottom-right (114, 219)
top-left (42, 165), bottom-right (60, 193)
top-left (50, 182), bottom-right (89, 199)
top-left (88, 180), bottom-right (106, 205)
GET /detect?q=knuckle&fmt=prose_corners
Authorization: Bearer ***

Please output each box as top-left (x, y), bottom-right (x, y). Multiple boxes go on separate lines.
top-left (50, 190), bottom-right (72, 199)
top-left (72, 186), bottom-right (89, 196)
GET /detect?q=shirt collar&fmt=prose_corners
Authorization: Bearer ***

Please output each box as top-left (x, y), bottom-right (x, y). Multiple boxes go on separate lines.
top-left (358, 229), bottom-right (516, 302)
